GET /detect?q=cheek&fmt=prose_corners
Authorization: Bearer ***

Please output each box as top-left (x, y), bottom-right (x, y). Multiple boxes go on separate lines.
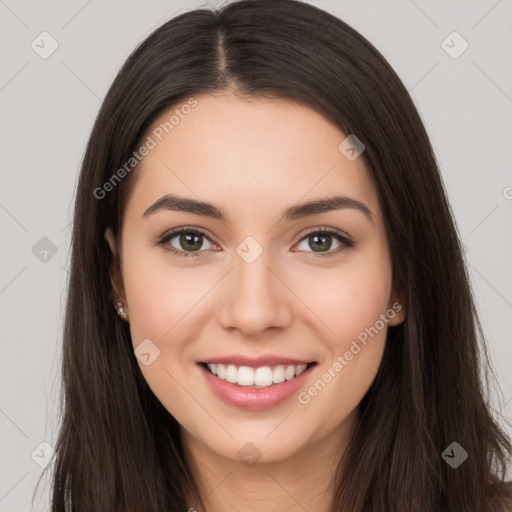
top-left (120, 246), bottom-right (216, 414)
top-left (295, 243), bottom-right (393, 347)
top-left (121, 240), bottom-right (207, 345)
top-left (121, 249), bottom-right (202, 423)
top-left (293, 249), bottom-right (393, 426)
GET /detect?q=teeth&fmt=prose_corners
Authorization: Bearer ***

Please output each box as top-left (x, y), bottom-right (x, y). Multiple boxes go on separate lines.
top-left (255, 367), bottom-right (273, 387)
top-left (285, 365), bottom-right (295, 380)
top-left (205, 363), bottom-right (310, 388)
top-left (272, 365), bottom-right (286, 383)
top-left (225, 364), bottom-right (238, 383)
top-left (295, 364), bottom-right (308, 376)
top-left (239, 366), bottom-right (255, 386)
top-left (216, 364), bottom-right (226, 379)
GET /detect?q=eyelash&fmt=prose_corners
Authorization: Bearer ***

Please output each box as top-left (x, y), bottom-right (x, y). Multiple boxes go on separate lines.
top-left (155, 226), bottom-right (355, 259)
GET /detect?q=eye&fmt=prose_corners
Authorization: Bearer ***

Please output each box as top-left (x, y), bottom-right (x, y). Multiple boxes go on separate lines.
top-left (293, 228), bottom-right (354, 258)
top-left (156, 227), bottom-right (218, 258)
top-left (156, 226), bottom-right (355, 259)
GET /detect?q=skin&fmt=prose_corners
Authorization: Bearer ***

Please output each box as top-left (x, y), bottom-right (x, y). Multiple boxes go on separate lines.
top-left (105, 91), bottom-right (406, 512)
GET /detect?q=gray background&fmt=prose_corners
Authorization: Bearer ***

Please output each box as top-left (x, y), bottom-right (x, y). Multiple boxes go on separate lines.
top-left (1, 0), bottom-right (511, 509)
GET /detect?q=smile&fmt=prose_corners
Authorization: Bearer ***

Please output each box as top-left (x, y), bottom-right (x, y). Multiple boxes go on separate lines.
top-left (197, 361), bottom-right (318, 410)
top-left (201, 362), bottom-right (312, 388)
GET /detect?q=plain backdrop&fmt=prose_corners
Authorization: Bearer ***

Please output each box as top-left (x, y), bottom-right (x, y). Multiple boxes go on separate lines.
top-left (1, 0), bottom-right (511, 509)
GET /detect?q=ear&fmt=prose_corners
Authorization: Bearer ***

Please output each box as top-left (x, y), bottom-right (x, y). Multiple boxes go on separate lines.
top-left (387, 278), bottom-right (406, 327)
top-left (104, 227), bottom-right (128, 317)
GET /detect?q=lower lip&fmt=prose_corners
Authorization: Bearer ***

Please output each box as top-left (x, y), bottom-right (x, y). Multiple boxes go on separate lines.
top-left (197, 363), bottom-right (317, 410)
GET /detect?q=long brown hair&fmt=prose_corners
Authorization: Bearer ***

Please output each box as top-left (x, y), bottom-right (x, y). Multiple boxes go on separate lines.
top-left (39, 0), bottom-right (512, 510)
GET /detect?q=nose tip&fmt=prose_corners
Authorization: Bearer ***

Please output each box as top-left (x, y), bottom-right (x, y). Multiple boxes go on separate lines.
top-left (217, 258), bottom-right (293, 336)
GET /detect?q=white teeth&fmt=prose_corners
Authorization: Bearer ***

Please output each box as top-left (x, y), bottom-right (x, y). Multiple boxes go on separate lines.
top-left (225, 364), bottom-right (238, 383)
top-left (238, 366), bottom-right (254, 386)
top-left (285, 365), bottom-right (296, 380)
top-left (272, 365), bottom-right (286, 384)
top-left (295, 364), bottom-right (308, 376)
top-left (216, 364), bottom-right (226, 379)
top-left (205, 362), bottom-right (311, 388)
top-left (254, 367), bottom-right (273, 387)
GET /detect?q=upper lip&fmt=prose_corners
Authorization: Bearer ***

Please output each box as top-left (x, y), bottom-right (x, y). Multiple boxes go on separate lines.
top-left (199, 355), bottom-right (316, 368)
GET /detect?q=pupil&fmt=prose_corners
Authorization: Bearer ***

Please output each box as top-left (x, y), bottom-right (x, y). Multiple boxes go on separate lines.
top-left (310, 234), bottom-right (331, 252)
top-left (181, 233), bottom-right (202, 251)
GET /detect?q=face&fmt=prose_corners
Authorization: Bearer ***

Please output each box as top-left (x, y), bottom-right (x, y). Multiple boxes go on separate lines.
top-left (105, 91), bottom-right (405, 465)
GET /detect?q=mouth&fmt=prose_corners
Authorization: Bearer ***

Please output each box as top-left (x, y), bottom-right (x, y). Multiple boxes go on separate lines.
top-left (197, 360), bottom-right (319, 410)
top-left (198, 361), bottom-right (318, 389)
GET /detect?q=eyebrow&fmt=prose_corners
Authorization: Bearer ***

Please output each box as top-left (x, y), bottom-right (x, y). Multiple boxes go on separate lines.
top-left (142, 193), bottom-right (373, 224)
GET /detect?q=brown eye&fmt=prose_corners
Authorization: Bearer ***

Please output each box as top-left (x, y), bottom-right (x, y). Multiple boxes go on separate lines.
top-left (176, 232), bottom-right (204, 252)
top-left (294, 229), bottom-right (354, 258)
top-left (157, 228), bottom-right (216, 258)
top-left (305, 233), bottom-right (334, 252)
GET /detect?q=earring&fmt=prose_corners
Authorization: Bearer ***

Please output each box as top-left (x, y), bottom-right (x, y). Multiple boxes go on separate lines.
top-left (110, 273), bottom-right (128, 321)
top-left (116, 301), bottom-right (128, 320)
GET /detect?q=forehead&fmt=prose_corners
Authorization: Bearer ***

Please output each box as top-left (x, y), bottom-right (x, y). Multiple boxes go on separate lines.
top-left (125, 92), bottom-right (378, 221)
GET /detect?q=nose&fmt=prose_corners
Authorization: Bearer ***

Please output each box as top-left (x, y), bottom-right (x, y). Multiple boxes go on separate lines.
top-left (217, 251), bottom-right (293, 337)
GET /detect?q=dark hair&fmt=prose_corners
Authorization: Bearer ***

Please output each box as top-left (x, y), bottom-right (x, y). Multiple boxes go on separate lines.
top-left (39, 0), bottom-right (512, 510)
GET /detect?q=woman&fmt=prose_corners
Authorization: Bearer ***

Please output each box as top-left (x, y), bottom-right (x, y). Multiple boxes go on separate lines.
top-left (42, 0), bottom-right (512, 510)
